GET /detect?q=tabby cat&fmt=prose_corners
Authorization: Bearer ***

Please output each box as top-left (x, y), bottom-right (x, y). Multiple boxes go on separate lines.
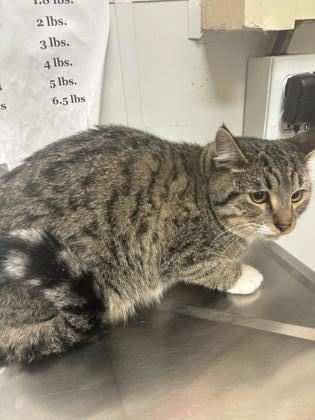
top-left (0, 125), bottom-right (314, 363)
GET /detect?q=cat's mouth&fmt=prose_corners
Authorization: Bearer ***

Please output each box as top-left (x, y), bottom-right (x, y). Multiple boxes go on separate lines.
top-left (259, 223), bottom-right (296, 239)
top-left (258, 225), bottom-right (279, 238)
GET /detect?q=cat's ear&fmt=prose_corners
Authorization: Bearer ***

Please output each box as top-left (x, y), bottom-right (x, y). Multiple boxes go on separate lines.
top-left (213, 126), bottom-right (248, 169)
top-left (294, 129), bottom-right (315, 160)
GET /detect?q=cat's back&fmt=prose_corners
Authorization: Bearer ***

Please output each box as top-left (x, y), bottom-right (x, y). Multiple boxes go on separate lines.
top-left (0, 126), bottom-right (177, 231)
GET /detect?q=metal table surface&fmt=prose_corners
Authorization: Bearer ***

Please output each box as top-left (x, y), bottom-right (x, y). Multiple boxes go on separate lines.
top-left (0, 243), bottom-right (314, 420)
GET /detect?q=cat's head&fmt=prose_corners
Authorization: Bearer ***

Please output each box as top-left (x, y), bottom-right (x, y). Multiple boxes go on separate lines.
top-left (207, 127), bottom-right (315, 240)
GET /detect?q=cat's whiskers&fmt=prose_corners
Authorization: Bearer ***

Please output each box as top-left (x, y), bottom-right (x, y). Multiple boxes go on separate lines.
top-left (208, 232), bottom-right (256, 262)
top-left (219, 231), bottom-right (258, 259)
top-left (209, 223), bottom-right (260, 259)
top-left (215, 228), bottom-right (256, 252)
top-left (211, 229), bottom-right (252, 252)
top-left (211, 228), bottom-right (257, 252)
top-left (210, 223), bottom-right (259, 248)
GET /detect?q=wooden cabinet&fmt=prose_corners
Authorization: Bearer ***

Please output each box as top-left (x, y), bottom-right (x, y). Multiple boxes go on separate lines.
top-left (201, 0), bottom-right (315, 31)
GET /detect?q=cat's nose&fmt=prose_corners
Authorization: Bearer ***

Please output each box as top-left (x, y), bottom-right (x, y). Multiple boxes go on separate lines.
top-left (275, 223), bottom-right (292, 233)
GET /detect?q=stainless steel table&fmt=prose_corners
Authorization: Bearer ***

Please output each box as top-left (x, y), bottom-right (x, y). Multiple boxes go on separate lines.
top-left (0, 243), bottom-right (314, 420)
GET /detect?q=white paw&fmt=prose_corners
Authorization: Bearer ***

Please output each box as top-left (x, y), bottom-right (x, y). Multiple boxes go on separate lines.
top-left (227, 265), bottom-right (263, 295)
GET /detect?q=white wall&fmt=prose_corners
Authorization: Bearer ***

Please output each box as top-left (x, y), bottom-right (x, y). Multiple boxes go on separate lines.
top-left (100, 3), bottom-right (315, 143)
top-left (100, 0), bottom-right (275, 142)
top-left (278, 175), bottom-right (315, 272)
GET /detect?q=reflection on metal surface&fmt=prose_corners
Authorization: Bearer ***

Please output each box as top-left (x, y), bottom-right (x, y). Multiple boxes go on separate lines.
top-left (0, 243), bottom-right (314, 419)
top-left (175, 305), bottom-right (315, 341)
top-left (267, 242), bottom-right (315, 292)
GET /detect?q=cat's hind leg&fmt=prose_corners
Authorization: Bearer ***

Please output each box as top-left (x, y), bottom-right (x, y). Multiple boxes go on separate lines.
top-left (0, 229), bottom-right (104, 363)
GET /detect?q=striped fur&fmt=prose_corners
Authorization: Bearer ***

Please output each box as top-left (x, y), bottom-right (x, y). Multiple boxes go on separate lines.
top-left (0, 125), bottom-right (314, 363)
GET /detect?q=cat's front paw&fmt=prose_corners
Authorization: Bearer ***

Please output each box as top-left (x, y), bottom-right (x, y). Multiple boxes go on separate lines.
top-left (227, 265), bottom-right (263, 295)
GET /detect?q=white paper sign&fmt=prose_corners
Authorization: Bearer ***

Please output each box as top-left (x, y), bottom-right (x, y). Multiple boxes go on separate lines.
top-left (0, 0), bottom-right (109, 168)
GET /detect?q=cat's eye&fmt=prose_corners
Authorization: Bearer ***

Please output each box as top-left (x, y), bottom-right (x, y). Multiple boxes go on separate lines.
top-left (291, 190), bottom-right (304, 203)
top-left (249, 191), bottom-right (269, 204)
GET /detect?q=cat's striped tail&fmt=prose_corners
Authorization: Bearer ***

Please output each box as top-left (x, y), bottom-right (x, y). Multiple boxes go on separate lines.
top-left (0, 229), bottom-right (103, 363)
